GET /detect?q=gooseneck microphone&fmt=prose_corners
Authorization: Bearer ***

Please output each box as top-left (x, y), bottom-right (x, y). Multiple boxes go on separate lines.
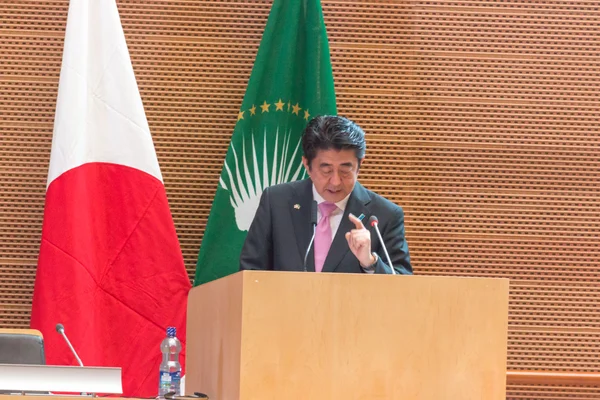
top-left (369, 216), bottom-right (397, 275)
top-left (303, 200), bottom-right (319, 271)
top-left (55, 323), bottom-right (84, 367)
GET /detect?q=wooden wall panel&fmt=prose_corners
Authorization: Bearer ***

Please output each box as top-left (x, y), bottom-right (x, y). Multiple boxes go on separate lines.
top-left (0, 1), bottom-right (598, 398)
top-left (406, 2), bottom-right (600, 399)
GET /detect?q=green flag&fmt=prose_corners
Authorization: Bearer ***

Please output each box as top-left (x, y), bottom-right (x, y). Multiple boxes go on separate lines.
top-left (194, 0), bottom-right (337, 286)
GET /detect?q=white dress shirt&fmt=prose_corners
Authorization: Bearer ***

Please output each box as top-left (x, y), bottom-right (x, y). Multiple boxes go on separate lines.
top-left (312, 185), bottom-right (351, 243)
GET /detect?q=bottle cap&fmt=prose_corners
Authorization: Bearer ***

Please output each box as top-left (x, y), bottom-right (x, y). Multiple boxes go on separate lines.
top-left (167, 326), bottom-right (176, 338)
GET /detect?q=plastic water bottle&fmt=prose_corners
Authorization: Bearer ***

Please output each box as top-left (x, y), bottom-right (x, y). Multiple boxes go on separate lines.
top-left (158, 326), bottom-right (182, 397)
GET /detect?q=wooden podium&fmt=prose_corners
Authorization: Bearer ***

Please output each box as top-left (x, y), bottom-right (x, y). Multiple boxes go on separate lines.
top-left (186, 271), bottom-right (509, 400)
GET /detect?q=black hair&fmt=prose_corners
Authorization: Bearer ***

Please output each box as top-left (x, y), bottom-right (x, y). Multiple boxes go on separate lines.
top-left (301, 115), bottom-right (366, 167)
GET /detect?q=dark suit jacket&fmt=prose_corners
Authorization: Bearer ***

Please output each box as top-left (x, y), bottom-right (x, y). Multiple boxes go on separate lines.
top-left (239, 179), bottom-right (412, 274)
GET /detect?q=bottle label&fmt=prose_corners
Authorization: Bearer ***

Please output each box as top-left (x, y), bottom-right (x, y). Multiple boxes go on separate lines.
top-left (159, 371), bottom-right (181, 390)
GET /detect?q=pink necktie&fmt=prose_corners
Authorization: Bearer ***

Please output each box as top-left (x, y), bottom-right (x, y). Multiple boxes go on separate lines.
top-left (314, 202), bottom-right (338, 272)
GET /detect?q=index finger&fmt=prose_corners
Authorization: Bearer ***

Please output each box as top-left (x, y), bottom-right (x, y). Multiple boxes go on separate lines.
top-left (348, 213), bottom-right (366, 229)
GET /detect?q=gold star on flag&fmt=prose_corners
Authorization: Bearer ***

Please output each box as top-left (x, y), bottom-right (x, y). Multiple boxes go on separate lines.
top-left (287, 102), bottom-right (291, 112)
top-left (275, 99), bottom-right (285, 111)
top-left (261, 101), bottom-right (270, 113)
top-left (238, 111), bottom-right (245, 121)
top-left (292, 103), bottom-right (301, 115)
top-left (304, 109), bottom-right (310, 121)
top-left (249, 105), bottom-right (256, 115)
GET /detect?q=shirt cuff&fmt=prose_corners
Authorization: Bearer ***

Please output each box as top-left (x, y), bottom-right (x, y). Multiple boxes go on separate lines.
top-left (361, 252), bottom-right (378, 274)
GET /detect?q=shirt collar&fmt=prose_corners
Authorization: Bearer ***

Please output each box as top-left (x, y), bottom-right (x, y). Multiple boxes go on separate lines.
top-left (312, 185), bottom-right (351, 212)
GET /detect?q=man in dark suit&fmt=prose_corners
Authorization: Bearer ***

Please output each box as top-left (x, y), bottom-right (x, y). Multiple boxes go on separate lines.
top-left (240, 115), bottom-right (412, 274)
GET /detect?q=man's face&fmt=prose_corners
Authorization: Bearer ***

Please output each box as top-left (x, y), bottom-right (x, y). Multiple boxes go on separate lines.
top-left (302, 148), bottom-right (361, 203)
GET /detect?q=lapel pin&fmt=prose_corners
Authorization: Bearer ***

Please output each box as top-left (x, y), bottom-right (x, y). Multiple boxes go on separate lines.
top-left (294, 204), bottom-right (301, 210)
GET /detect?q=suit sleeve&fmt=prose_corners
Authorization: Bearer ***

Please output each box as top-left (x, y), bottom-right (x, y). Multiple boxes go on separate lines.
top-left (239, 188), bottom-right (274, 270)
top-left (372, 207), bottom-right (413, 275)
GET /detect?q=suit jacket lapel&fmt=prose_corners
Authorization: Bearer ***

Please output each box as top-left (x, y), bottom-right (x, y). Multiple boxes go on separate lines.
top-left (322, 182), bottom-right (371, 273)
top-left (290, 179), bottom-right (315, 271)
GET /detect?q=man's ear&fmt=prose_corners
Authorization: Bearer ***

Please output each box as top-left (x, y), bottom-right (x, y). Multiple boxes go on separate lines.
top-left (302, 156), bottom-right (311, 175)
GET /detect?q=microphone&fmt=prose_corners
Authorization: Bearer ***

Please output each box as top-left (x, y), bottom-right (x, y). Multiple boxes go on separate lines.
top-left (303, 200), bottom-right (318, 271)
top-left (55, 323), bottom-right (84, 367)
top-left (369, 216), bottom-right (397, 275)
